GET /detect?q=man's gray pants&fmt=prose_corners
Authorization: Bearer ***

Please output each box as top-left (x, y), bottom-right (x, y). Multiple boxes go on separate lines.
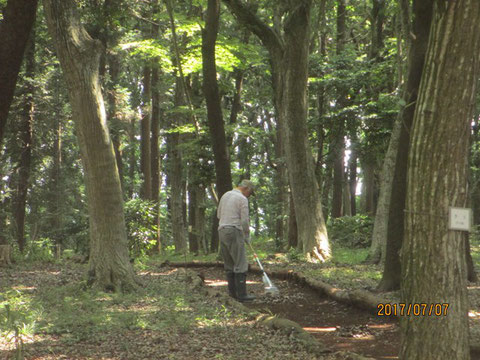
top-left (219, 227), bottom-right (248, 273)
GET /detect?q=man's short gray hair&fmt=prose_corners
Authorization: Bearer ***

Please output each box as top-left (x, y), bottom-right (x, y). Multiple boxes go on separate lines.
top-left (238, 179), bottom-right (255, 191)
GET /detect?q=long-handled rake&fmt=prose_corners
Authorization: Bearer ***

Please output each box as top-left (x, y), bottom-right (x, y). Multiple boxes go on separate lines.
top-left (248, 242), bottom-right (280, 296)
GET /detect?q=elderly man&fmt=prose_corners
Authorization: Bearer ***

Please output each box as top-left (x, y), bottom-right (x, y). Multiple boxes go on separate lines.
top-left (217, 179), bottom-right (256, 302)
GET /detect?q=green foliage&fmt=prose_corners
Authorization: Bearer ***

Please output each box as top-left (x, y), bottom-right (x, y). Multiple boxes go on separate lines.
top-left (22, 239), bottom-right (56, 263)
top-left (124, 199), bottom-right (161, 257)
top-left (0, 290), bottom-right (41, 355)
top-left (327, 215), bottom-right (373, 248)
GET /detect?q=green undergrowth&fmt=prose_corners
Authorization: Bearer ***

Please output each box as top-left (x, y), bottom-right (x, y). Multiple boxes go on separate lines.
top-left (154, 234), bottom-right (382, 291)
top-left (0, 262), bottom-right (317, 359)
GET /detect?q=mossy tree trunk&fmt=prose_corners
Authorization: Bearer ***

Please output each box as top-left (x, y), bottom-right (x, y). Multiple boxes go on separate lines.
top-left (223, 0), bottom-right (330, 262)
top-left (401, 0), bottom-right (480, 358)
top-left (43, 0), bottom-right (137, 292)
top-left (377, 0), bottom-right (434, 291)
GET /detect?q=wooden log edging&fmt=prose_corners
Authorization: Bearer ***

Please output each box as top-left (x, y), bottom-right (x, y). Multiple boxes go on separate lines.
top-left (162, 261), bottom-right (388, 316)
top-left (163, 261), bottom-right (480, 354)
top-left (178, 266), bottom-right (372, 359)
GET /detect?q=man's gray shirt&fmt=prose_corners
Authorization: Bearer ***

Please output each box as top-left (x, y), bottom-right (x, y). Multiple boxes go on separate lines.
top-left (217, 189), bottom-right (250, 239)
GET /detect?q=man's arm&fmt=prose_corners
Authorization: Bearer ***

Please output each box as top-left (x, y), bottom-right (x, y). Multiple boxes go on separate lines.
top-left (240, 198), bottom-right (250, 241)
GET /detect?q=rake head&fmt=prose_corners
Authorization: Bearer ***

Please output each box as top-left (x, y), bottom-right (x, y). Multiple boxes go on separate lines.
top-left (262, 272), bottom-right (280, 296)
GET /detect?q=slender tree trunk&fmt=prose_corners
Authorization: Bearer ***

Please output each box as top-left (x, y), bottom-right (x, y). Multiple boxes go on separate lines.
top-left (194, 186), bottom-right (207, 254)
top-left (168, 78), bottom-right (187, 253)
top-left (128, 116), bottom-right (136, 199)
top-left (202, 0), bottom-right (233, 199)
top-left (44, 0), bottom-right (137, 292)
top-left (378, 0), bottom-right (434, 291)
top-left (368, 113), bottom-right (402, 264)
top-left (49, 66), bottom-right (63, 246)
top-left (274, 117), bottom-right (287, 248)
top-left (151, 65), bottom-right (161, 202)
top-left (188, 182), bottom-right (199, 255)
top-left (331, 0), bottom-right (347, 219)
top-left (348, 142), bottom-right (357, 216)
top-left (0, 0), bottom-right (38, 147)
top-left (202, 0), bottom-right (233, 253)
top-left (401, 1), bottom-right (480, 358)
top-left (363, 159), bottom-right (376, 216)
top-left (13, 30), bottom-right (35, 253)
top-left (140, 66), bottom-right (152, 200)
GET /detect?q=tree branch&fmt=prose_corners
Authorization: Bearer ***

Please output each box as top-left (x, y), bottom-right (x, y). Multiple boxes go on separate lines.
top-left (221, 0), bottom-right (284, 56)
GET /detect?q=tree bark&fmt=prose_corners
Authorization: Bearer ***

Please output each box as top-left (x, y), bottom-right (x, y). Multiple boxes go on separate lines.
top-left (331, 0), bottom-right (347, 220)
top-left (287, 192), bottom-right (298, 249)
top-left (140, 66), bottom-right (152, 200)
top-left (0, 245), bottom-right (12, 266)
top-left (202, 0), bottom-right (233, 200)
top-left (378, 0), bottom-right (434, 291)
top-left (0, 0), bottom-right (38, 147)
top-left (362, 158), bottom-right (376, 216)
top-left (368, 112), bottom-right (402, 264)
top-left (401, 1), bottom-right (480, 358)
top-left (13, 30), bottom-right (35, 253)
top-left (107, 54), bottom-right (124, 193)
top-left (43, 0), bottom-right (137, 292)
top-left (168, 78), bottom-right (187, 253)
top-left (202, 0), bottom-right (233, 253)
top-left (223, 0), bottom-right (331, 262)
top-left (151, 65), bottom-right (161, 202)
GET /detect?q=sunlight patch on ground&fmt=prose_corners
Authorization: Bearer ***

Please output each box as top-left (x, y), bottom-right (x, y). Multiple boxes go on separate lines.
top-left (368, 323), bottom-right (395, 330)
top-left (11, 286), bottom-right (37, 291)
top-left (469, 311), bottom-right (480, 318)
top-left (204, 279), bottom-right (261, 287)
top-left (303, 326), bottom-right (337, 333)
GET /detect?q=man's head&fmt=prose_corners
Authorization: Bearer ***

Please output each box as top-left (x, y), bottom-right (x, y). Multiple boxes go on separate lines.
top-left (237, 179), bottom-right (255, 198)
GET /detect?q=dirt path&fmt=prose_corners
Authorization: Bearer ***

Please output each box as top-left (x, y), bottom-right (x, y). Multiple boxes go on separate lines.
top-left (198, 266), bottom-right (400, 360)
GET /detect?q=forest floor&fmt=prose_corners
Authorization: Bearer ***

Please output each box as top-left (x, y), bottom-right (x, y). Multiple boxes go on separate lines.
top-left (1, 257), bottom-right (480, 359)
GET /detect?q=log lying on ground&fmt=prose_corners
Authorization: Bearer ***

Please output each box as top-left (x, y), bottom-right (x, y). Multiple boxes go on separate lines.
top-left (164, 261), bottom-right (480, 352)
top-left (163, 261), bottom-right (388, 315)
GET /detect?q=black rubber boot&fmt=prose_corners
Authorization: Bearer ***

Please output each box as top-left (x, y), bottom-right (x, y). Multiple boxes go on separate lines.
top-left (234, 272), bottom-right (256, 302)
top-left (226, 271), bottom-right (236, 298)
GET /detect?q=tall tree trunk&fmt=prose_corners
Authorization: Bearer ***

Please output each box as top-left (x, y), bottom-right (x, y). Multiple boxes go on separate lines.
top-left (202, 0), bottom-right (233, 253)
top-left (49, 66), bottom-right (63, 247)
top-left (224, 0), bottom-right (330, 261)
top-left (44, 0), bottom-right (137, 292)
top-left (0, 0), bottom-right (38, 147)
top-left (282, 1), bottom-right (329, 261)
top-left (13, 30), bottom-right (35, 253)
top-left (107, 54), bottom-right (124, 192)
top-left (362, 158), bottom-right (376, 216)
top-left (188, 182), bottom-right (199, 255)
top-left (401, 1), bottom-right (480, 358)
top-left (378, 0), bottom-right (434, 291)
top-left (348, 142), bottom-right (357, 216)
top-left (151, 65), bottom-right (161, 202)
top-left (168, 78), bottom-right (187, 253)
top-left (128, 116), bottom-right (136, 199)
top-left (140, 66), bottom-right (152, 200)
top-left (194, 186), bottom-right (207, 254)
top-left (368, 112), bottom-right (402, 264)
top-left (202, 0), bottom-right (233, 199)
top-left (331, 0), bottom-right (347, 220)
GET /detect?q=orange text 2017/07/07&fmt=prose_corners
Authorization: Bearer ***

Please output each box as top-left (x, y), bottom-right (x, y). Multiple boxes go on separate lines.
top-left (377, 303), bottom-right (449, 317)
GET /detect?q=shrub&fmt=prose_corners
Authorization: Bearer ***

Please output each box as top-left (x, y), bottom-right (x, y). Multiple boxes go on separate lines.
top-left (327, 215), bottom-right (373, 248)
top-left (124, 199), bottom-right (160, 257)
